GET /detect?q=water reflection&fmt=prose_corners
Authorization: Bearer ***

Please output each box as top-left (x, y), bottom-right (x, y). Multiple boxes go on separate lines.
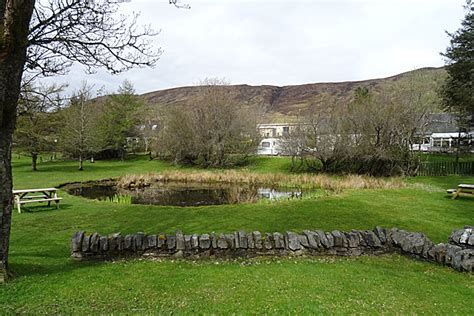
top-left (65, 181), bottom-right (303, 207)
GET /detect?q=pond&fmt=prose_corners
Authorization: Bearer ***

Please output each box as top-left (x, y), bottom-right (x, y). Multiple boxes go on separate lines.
top-left (64, 181), bottom-right (304, 207)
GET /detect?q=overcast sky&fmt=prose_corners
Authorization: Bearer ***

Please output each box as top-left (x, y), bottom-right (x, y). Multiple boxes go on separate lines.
top-left (45, 0), bottom-right (467, 95)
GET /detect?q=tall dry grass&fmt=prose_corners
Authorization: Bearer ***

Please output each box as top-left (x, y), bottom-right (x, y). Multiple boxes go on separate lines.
top-left (117, 170), bottom-right (405, 192)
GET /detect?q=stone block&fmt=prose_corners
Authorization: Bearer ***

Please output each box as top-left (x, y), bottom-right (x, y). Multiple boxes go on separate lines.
top-left (421, 239), bottom-right (434, 259)
top-left (433, 243), bottom-right (447, 264)
top-left (354, 231), bottom-right (367, 247)
top-left (90, 233), bottom-right (100, 253)
top-left (453, 249), bottom-right (474, 272)
top-left (315, 230), bottom-right (329, 248)
top-left (285, 232), bottom-right (301, 251)
top-left (234, 232), bottom-right (240, 249)
top-left (364, 231), bottom-right (382, 248)
top-left (184, 235), bottom-right (192, 250)
top-left (346, 232), bottom-right (360, 248)
top-left (325, 232), bottom-right (334, 248)
top-left (264, 233), bottom-right (273, 250)
top-left (298, 234), bottom-right (309, 248)
top-left (331, 230), bottom-right (345, 247)
top-left (247, 233), bottom-right (255, 249)
top-left (217, 233), bottom-right (228, 249)
top-left (135, 232), bottom-right (144, 251)
top-left (147, 235), bottom-right (158, 249)
top-left (388, 228), bottom-right (410, 247)
top-left (109, 233), bottom-right (122, 251)
top-left (176, 231), bottom-right (185, 250)
top-left (303, 231), bottom-right (319, 249)
top-left (445, 244), bottom-right (462, 266)
top-left (225, 234), bottom-right (236, 248)
top-left (469, 234), bottom-right (474, 247)
top-left (238, 231), bottom-right (248, 249)
top-left (199, 234), bottom-right (211, 249)
top-left (71, 231), bottom-right (84, 253)
top-left (459, 230), bottom-right (471, 244)
top-left (210, 233), bottom-right (218, 249)
top-left (191, 234), bottom-right (199, 249)
top-left (99, 236), bottom-right (108, 252)
top-left (273, 232), bottom-right (285, 249)
top-left (253, 231), bottom-right (262, 249)
top-left (400, 232), bottom-right (426, 255)
top-left (167, 235), bottom-right (177, 250)
top-left (124, 235), bottom-right (133, 251)
top-left (373, 226), bottom-right (387, 244)
top-left (449, 229), bottom-right (464, 245)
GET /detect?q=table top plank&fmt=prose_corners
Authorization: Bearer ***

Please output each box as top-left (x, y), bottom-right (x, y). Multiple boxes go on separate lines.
top-left (458, 184), bottom-right (474, 189)
top-left (13, 188), bottom-right (58, 194)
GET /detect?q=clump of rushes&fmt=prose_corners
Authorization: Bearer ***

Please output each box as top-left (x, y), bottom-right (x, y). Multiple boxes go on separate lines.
top-left (117, 170), bottom-right (405, 192)
top-left (107, 194), bottom-right (132, 204)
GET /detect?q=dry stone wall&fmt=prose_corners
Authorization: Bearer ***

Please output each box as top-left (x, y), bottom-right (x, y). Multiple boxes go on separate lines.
top-left (71, 226), bottom-right (474, 272)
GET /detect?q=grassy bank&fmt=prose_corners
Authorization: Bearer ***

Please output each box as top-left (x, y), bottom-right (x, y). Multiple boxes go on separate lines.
top-left (1, 155), bottom-right (473, 314)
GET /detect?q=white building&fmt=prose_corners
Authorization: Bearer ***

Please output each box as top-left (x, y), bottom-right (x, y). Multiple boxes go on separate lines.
top-left (256, 123), bottom-right (294, 155)
top-left (412, 132), bottom-right (474, 152)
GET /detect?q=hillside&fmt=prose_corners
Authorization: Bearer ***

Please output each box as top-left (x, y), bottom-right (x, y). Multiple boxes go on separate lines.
top-left (140, 67), bottom-right (446, 122)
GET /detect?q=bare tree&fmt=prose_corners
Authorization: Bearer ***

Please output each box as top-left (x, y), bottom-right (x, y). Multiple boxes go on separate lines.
top-left (156, 78), bottom-right (261, 167)
top-left (60, 82), bottom-right (99, 170)
top-left (14, 82), bottom-right (64, 170)
top-left (281, 73), bottom-right (440, 176)
top-left (342, 72), bottom-right (440, 175)
top-left (1, 0), bottom-right (167, 282)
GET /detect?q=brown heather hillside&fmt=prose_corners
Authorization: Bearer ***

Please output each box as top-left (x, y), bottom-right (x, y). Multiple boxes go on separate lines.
top-left (140, 67), bottom-right (446, 122)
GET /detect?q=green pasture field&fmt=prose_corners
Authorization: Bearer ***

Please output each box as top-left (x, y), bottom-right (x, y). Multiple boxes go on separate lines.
top-left (1, 154), bottom-right (472, 314)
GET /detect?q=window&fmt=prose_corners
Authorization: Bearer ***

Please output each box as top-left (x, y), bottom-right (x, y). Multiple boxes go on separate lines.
top-left (283, 126), bottom-right (289, 134)
top-left (261, 142), bottom-right (271, 148)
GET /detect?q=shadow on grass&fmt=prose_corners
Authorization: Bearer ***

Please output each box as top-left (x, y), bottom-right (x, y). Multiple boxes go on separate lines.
top-left (17, 203), bottom-right (74, 213)
top-left (9, 259), bottom-right (105, 279)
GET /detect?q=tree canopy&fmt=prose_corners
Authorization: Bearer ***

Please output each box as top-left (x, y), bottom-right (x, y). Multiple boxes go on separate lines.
top-left (0, 0), bottom-right (167, 282)
top-left (441, 1), bottom-right (474, 128)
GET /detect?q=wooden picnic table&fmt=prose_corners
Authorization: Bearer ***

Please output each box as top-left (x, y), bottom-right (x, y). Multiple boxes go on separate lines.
top-left (447, 184), bottom-right (474, 199)
top-left (13, 188), bottom-right (62, 213)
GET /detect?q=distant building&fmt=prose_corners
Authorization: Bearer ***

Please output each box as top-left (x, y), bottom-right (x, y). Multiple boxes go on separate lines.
top-left (412, 132), bottom-right (474, 152)
top-left (256, 123), bottom-right (294, 155)
top-left (412, 113), bottom-right (474, 152)
top-left (258, 114), bottom-right (474, 155)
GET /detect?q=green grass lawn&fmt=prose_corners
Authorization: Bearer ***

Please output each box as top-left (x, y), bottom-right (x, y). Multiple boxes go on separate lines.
top-left (1, 155), bottom-right (473, 314)
top-left (420, 152), bottom-right (474, 163)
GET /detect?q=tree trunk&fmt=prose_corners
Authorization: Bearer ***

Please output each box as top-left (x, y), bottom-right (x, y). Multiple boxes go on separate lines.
top-left (0, 0), bottom-right (36, 282)
top-left (455, 128), bottom-right (461, 174)
top-left (79, 155), bottom-right (83, 171)
top-left (31, 151), bottom-right (37, 171)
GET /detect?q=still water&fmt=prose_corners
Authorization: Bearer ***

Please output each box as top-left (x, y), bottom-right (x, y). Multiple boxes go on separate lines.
top-left (64, 181), bottom-right (303, 207)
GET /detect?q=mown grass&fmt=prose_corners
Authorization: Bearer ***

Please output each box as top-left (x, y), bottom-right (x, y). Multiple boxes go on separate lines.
top-left (1, 154), bottom-right (473, 314)
top-left (420, 152), bottom-right (474, 163)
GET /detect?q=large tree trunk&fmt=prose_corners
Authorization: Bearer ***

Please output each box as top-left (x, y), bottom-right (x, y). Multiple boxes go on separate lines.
top-left (0, 0), bottom-right (36, 282)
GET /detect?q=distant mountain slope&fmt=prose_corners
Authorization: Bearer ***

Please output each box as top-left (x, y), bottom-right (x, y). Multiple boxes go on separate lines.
top-left (140, 67), bottom-right (446, 122)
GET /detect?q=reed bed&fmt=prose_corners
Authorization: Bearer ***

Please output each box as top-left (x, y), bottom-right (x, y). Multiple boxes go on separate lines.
top-left (117, 170), bottom-right (405, 192)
